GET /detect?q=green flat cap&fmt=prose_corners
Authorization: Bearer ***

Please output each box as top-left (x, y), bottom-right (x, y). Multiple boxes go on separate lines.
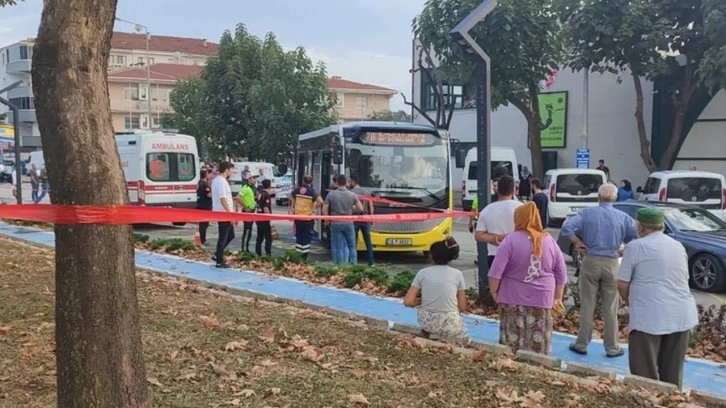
top-left (636, 207), bottom-right (664, 224)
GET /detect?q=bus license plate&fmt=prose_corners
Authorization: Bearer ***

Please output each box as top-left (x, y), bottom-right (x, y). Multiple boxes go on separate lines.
top-left (386, 238), bottom-right (413, 246)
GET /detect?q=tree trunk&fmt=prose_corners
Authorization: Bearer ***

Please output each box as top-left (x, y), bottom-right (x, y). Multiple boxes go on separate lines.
top-left (31, 1), bottom-right (150, 407)
top-left (658, 62), bottom-right (696, 171)
top-left (632, 73), bottom-right (659, 172)
top-left (527, 83), bottom-right (545, 179)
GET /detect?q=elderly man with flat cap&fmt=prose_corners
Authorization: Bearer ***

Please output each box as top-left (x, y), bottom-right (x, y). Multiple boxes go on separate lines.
top-left (618, 207), bottom-right (698, 388)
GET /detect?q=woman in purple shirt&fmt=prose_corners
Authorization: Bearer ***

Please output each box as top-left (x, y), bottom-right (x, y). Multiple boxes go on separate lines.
top-left (489, 202), bottom-right (567, 355)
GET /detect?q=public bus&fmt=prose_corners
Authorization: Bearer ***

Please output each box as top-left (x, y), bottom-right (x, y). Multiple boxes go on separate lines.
top-left (297, 121), bottom-right (454, 255)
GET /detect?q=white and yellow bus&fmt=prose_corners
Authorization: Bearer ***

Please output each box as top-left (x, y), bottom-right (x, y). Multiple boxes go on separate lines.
top-left (297, 121), bottom-right (454, 255)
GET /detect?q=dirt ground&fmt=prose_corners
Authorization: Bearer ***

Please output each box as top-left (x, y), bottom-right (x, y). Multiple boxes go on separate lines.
top-left (0, 237), bottom-right (699, 407)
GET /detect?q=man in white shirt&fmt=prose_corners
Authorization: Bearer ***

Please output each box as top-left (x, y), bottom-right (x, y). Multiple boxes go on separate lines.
top-left (618, 207), bottom-right (698, 388)
top-left (212, 161), bottom-right (236, 268)
top-left (475, 175), bottom-right (523, 267)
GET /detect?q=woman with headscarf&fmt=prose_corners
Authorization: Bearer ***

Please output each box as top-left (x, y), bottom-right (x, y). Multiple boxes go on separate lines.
top-left (618, 179), bottom-right (634, 201)
top-left (488, 202), bottom-right (567, 355)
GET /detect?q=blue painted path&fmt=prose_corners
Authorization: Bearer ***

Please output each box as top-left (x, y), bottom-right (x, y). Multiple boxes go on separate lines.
top-left (2, 222), bottom-right (724, 396)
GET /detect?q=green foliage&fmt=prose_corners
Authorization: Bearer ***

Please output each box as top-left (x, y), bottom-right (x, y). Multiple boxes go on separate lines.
top-left (0, 0), bottom-right (23, 6)
top-left (701, 0), bottom-right (726, 92)
top-left (342, 265), bottom-right (390, 288)
top-left (149, 238), bottom-right (196, 251)
top-left (169, 25), bottom-right (337, 161)
top-left (133, 233), bottom-right (150, 243)
top-left (237, 250), bottom-right (256, 263)
top-left (413, 0), bottom-right (565, 177)
top-left (465, 287), bottom-right (478, 302)
top-left (386, 270), bottom-right (415, 294)
top-left (313, 264), bottom-right (340, 278)
top-left (367, 110), bottom-right (412, 123)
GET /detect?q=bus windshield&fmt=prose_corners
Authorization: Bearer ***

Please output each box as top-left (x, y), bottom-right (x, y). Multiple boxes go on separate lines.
top-left (346, 140), bottom-right (449, 201)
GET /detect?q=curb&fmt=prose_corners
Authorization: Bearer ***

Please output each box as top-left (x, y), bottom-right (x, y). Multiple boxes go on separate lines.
top-left (515, 349), bottom-right (562, 370)
top-left (692, 390), bottom-right (726, 407)
top-left (623, 375), bottom-right (678, 394)
top-left (565, 361), bottom-right (617, 380)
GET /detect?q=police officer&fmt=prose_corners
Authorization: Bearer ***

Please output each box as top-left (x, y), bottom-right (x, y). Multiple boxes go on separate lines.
top-left (290, 175), bottom-right (324, 259)
top-left (238, 174), bottom-right (257, 252)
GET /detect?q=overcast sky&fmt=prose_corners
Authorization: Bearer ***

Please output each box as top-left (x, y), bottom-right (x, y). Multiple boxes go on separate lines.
top-left (1, 0), bottom-right (428, 111)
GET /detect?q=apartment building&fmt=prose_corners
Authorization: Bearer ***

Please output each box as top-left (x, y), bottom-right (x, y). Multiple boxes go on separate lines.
top-left (327, 76), bottom-right (397, 122)
top-left (108, 63), bottom-right (202, 131)
top-left (0, 32), bottom-right (218, 147)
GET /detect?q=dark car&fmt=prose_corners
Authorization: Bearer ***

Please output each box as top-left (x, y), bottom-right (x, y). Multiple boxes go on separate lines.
top-left (558, 202), bottom-right (726, 293)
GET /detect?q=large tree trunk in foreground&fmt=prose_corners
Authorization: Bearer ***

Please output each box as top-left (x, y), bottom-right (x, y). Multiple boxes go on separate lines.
top-left (31, 1), bottom-right (150, 407)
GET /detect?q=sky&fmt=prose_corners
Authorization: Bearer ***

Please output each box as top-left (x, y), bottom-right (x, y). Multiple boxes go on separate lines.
top-left (0, 0), bottom-right (427, 111)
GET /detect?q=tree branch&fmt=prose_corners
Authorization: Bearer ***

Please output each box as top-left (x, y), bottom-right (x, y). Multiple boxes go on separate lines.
top-left (401, 92), bottom-right (436, 127)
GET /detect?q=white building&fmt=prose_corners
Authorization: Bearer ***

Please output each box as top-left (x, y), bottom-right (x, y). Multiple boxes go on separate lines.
top-left (411, 48), bottom-right (726, 189)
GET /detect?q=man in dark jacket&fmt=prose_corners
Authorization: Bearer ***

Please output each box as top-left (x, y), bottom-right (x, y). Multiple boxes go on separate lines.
top-left (196, 170), bottom-right (213, 244)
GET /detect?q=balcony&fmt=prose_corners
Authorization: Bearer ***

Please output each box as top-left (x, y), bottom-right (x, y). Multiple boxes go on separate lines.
top-left (7, 85), bottom-right (33, 99)
top-left (6, 60), bottom-right (31, 74)
top-left (18, 110), bottom-right (36, 123)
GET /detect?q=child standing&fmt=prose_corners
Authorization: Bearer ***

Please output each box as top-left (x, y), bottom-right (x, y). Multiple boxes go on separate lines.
top-left (403, 237), bottom-right (469, 340)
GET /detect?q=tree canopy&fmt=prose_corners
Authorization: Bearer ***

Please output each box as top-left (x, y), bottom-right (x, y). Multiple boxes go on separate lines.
top-left (368, 109), bottom-right (412, 122)
top-left (169, 25), bottom-right (336, 161)
top-left (413, 0), bottom-right (565, 177)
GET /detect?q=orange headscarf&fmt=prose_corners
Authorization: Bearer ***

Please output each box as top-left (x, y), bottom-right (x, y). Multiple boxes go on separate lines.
top-left (514, 202), bottom-right (549, 257)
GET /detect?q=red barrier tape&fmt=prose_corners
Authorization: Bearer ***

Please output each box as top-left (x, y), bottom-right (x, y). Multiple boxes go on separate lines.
top-left (0, 205), bottom-right (476, 225)
top-left (324, 189), bottom-right (449, 212)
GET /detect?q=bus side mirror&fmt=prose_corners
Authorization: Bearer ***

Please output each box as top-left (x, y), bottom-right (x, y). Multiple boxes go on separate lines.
top-left (636, 186), bottom-right (643, 193)
top-left (455, 149), bottom-right (466, 169)
top-left (332, 145), bottom-right (344, 165)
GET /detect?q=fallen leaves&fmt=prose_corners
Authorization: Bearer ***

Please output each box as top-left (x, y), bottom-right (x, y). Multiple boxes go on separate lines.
top-left (0, 325), bottom-right (11, 335)
top-left (348, 393), bottom-right (370, 405)
top-left (199, 315), bottom-right (222, 330)
top-left (258, 329), bottom-right (276, 343)
top-left (224, 339), bottom-right (249, 351)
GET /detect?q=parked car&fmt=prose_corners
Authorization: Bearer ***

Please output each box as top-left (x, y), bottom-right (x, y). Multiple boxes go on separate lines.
top-left (636, 170), bottom-right (726, 221)
top-left (557, 201), bottom-right (726, 293)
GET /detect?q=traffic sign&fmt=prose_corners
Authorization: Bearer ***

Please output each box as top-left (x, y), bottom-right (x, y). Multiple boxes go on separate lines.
top-left (576, 148), bottom-right (590, 169)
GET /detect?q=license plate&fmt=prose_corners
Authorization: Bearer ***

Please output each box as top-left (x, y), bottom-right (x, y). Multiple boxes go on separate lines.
top-left (570, 207), bottom-right (584, 212)
top-left (386, 238), bottom-right (413, 246)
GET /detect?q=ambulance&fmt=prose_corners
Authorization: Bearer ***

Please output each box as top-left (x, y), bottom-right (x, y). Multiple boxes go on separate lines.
top-left (116, 130), bottom-right (200, 211)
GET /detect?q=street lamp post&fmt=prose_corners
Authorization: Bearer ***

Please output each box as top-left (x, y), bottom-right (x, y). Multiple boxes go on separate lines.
top-left (450, 0), bottom-right (497, 304)
top-left (115, 17), bottom-right (152, 129)
top-left (0, 80), bottom-right (25, 204)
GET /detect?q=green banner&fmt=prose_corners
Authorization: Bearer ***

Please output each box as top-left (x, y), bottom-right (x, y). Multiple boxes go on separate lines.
top-left (538, 91), bottom-right (568, 148)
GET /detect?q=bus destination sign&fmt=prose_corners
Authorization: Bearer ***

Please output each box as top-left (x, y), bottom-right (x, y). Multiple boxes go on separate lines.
top-left (361, 132), bottom-right (431, 145)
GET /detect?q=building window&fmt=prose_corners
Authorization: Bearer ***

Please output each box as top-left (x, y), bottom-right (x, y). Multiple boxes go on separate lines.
top-left (420, 69), bottom-right (471, 111)
top-left (9, 97), bottom-right (34, 110)
top-left (152, 116), bottom-right (161, 127)
top-left (115, 55), bottom-right (126, 65)
top-left (19, 45), bottom-right (29, 60)
top-left (335, 92), bottom-right (344, 108)
top-left (124, 116), bottom-right (140, 129)
top-left (124, 87), bottom-right (139, 101)
top-left (137, 57), bottom-right (145, 64)
top-left (148, 57), bottom-right (154, 65)
top-left (356, 96), bottom-right (368, 109)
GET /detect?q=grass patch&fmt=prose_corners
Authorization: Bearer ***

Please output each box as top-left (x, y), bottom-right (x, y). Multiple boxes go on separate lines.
top-left (149, 238), bottom-right (196, 251)
top-left (0, 237), bottom-right (695, 407)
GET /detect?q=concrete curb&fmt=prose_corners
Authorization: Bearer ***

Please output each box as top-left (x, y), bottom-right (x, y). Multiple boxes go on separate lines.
top-left (515, 349), bottom-right (562, 370)
top-left (692, 390), bottom-right (726, 407)
top-left (470, 340), bottom-right (512, 355)
top-left (623, 375), bottom-right (678, 394)
top-left (565, 361), bottom-right (616, 380)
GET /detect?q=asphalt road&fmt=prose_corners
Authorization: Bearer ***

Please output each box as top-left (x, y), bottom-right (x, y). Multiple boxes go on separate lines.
top-left (2, 182), bottom-right (724, 307)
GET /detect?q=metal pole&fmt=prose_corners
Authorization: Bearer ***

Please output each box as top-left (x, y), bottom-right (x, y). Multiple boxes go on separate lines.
top-left (475, 60), bottom-right (491, 298)
top-left (12, 108), bottom-right (21, 204)
top-left (145, 28), bottom-right (152, 128)
top-left (582, 70), bottom-right (589, 149)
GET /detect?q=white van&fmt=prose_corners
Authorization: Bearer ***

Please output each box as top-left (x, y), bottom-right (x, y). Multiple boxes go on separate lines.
top-left (543, 168), bottom-right (607, 226)
top-left (637, 170), bottom-right (726, 220)
top-left (229, 161), bottom-right (278, 196)
top-left (28, 150), bottom-right (45, 173)
top-left (459, 147), bottom-right (519, 211)
top-left (115, 130), bottom-right (200, 210)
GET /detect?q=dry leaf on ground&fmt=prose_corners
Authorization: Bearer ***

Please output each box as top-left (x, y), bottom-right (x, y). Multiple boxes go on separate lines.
top-left (348, 393), bottom-right (370, 405)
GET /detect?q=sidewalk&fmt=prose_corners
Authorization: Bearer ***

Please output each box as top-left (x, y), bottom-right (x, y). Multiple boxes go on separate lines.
top-left (1, 221), bottom-right (724, 397)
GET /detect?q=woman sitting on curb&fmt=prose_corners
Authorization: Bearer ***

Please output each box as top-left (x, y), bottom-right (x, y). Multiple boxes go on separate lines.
top-left (488, 202), bottom-right (567, 355)
top-left (403, 236), bottom-right (468, 341)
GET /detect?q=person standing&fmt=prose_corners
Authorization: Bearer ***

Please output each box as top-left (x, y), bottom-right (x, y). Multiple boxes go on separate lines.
top-left (349, 175), bottom-right (375, 266)
top-left (597, 159), bottom-right (611, 180)
top-left (488, 202), bottom-right (567, 355)
top-left (255, 179), bottom-right (274, 256)
top-left (323, 175), bottom-right (364, 264)
top-left (475, 175), bottom-right (523, 267)
top-left (238, 174), bottom-right (257, 252)
top-left (256, 167), bottom-right (266, 186)
top-left (196, 170), bottom-right (213, 245)
top-left (212, 161), bottom-right (236, 268)
top-left (35, 164), bottom-right (50, 204)
top-left (29, 163), bottom-right (40, 203)
top-left (618, 208), bottom-right (698, 388)
top-left (290, 175), bottom-right (324, 259)
top-left (518, 165), bottom-right (532, 201)
top-left (531, 178), bottom-right (548, 229)
top-left (617, 179), bottom-right (634, 201)
top-left (561, 183), bottom-right (637, 357)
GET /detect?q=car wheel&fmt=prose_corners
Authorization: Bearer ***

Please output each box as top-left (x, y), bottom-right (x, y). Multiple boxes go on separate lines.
top-left (275, 199), bottom-right (282, 206)
top-left (423, 250), bottom-right (430, 258)
top-left (690, 253), bottom-right (726, 293)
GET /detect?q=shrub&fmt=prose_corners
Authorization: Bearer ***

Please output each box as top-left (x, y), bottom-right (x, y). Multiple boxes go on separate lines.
top-left (278, 250), bottom-right (306, 264)
top-left (149, 238), bottom-right (196, 252)
top-left (314, 264), bottom-right (340, 278)
top-left (387, 270), bottom-right (415, 294)
top-left (133, 233), bottom-right (150, 243)
top-left (342, 269), bottom-right (364, 288)
top-left (237, 251), bottom-right (256, 263)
